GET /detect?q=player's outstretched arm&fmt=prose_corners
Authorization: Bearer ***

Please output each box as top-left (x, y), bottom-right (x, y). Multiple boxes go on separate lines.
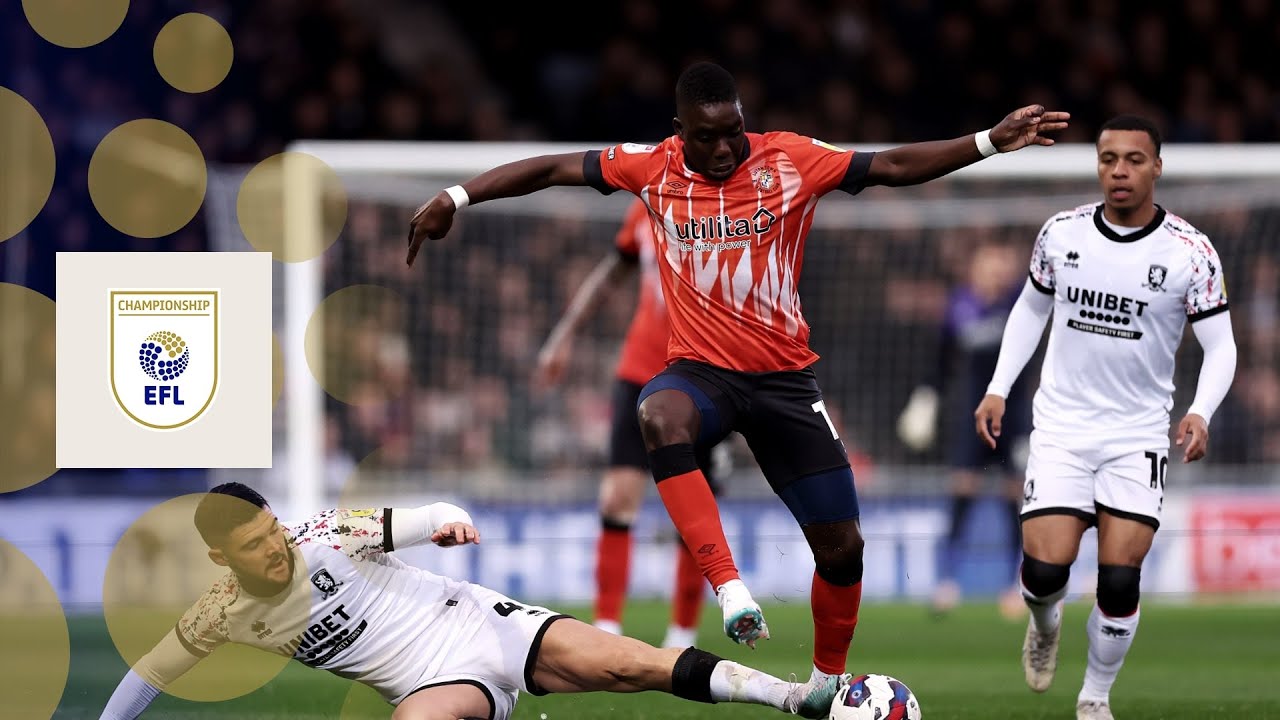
top-left (865, 105), bottom-right (1070, 188)
top-left (100, 630), bottom-right (205, 719)
top-left (976, 279), bottom-right (1053, 448)
top-left (407, 152), bottom-right (590, 266)
top-left (388, 501), bottom-right (481, 549)
top-left (1177, 312), bottom-right (1238, 462)
top-left (536, 252), bottom-right (636, 387)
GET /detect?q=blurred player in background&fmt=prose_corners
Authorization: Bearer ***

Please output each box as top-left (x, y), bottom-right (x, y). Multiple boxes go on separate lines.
top-left (99, 483), bottom-right (844, 720)
top-left (535, 197), bottom-right (728, 649)
top-left (975, 115), bottom-right (1237, 720)
top-left (897, 241), bottom-right (1032, 618)
top-left (408, 61), bottom-right (1068, 690)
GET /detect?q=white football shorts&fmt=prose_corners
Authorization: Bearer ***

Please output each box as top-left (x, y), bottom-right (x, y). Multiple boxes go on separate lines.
top-left (393, 583), bottom-right (569, 720)
top-left (1021, 430), bottom-right (1168, 529)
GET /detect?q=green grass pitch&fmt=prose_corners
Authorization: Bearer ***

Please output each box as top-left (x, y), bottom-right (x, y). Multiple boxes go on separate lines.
top-left (54, 600), bottom-right (1280, 719)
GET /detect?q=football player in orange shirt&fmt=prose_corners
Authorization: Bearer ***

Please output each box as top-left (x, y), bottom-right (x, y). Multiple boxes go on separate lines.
top-left (409, 61), bottom-right (1067, 690)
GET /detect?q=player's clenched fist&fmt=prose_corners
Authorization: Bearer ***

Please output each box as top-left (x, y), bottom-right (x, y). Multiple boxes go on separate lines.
top-left (431, 521), bottom-right (480, 547)
top-left (974, 393), bottom-right (1006, 450)
top-left (406, 191), bottom-right (457, 267)
top-left (989, 105), bottom-right (1071, 153)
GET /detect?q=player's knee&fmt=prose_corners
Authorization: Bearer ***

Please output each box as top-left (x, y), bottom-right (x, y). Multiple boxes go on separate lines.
top-left (637, 391), bottom-right (698, 449)
top-left (1020, 553), bottom-right (1071, 597)
top-left (812, 525), bottom-right (864, 586)
top-left (1096, 564), bottom-right (1141, 617)
top-left (599, 469), bottom-right (645, 520)
top-left (646, 443), bottom-right (700, 483)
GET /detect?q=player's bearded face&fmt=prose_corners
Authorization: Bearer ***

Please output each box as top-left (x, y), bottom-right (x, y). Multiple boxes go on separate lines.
top-left (674, 100), bottom-right (747, 181)
top-left (1096, 129), bottom-right (1162, 212)
top-left (217, 510), bottom-right (294, 591)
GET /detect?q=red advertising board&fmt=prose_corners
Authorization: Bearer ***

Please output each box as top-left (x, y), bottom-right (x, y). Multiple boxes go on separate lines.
top-left (1192, 498), bottom-right (1280, 592)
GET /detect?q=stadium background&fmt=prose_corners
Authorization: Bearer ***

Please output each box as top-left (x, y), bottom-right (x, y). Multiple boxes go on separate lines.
top-left (1, 1), bottom-right (1279, 717)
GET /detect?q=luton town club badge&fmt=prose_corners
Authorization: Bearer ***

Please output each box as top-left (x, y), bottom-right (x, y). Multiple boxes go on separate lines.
top-left (110, 290), bottom-right (219, 430)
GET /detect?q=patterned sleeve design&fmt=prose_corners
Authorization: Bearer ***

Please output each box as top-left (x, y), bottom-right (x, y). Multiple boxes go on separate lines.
top-left (289, 508), bottom-right (390, 561)
top-left (1028, 217), bottom-right (1057, 293)
top-left (174, 573), bottom-right (236, 657)
top-left (1182, 234), bottom-right (1229, 320)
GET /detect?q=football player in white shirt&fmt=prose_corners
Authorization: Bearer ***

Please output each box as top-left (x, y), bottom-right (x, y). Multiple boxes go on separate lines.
top-left (973, 115), bottom-right (1237, 720)
top-left (99, 483), bottom-right (846, 720)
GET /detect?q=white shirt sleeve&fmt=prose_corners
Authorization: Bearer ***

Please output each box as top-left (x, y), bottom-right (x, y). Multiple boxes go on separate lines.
top-left (986, 279), bottom-right (1054, 398)
top-left (388, 502), bottom-right (474, 551)
top-left (100, 629), bottom-right (204, 719)
top-left (1186, 311), bottom-right (1237, 425)
top-left (100, 670), bottom-right (163, 719)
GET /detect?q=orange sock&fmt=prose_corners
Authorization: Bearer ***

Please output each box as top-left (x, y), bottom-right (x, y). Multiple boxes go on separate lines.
top-left (656, 469), bottom-right (739, 589)
top-left (811, 575), bottom-right (862, 675)
top-left (672, 541), bottom-right (705, 629)
top-left (594, 521), bottom-right (631, 625)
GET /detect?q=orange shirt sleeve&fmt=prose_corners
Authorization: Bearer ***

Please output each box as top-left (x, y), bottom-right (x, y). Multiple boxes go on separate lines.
top-left (777, 132), bottom-right (873, 196)
top-left (595, 142), bottom-right (663, 195)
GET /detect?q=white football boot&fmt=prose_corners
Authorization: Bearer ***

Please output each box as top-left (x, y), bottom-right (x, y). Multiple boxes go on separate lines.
top-left (1022, 611), bottom-right (1061, 692)
top-left (1076, 699), bottom-right (1115, 720)
top-left (716, 578), bottom-right (769, 648)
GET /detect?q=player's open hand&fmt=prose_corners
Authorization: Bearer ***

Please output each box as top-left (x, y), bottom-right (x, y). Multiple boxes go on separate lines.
top-left (406, 192), bottom-right (457, 267)
top-left (431, 522), bottom-right (480, 547)
top-left (990, 105), bottom-right (1071, 153)
top-left (974, 394), bottom-right (1006, 450)
top-left (1176, 413), bottom-right (1209, 463)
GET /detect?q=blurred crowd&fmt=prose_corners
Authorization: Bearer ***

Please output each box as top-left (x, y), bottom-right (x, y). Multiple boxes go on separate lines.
top-left (2, 0), bottom-right (1279, 497)
top-left (321, 185), bottom-right (1280, 490)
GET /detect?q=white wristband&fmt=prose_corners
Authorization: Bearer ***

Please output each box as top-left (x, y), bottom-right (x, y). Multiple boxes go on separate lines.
top-left (443, 185), bottom-right (469, 210)
top-left (975, 129), bottom-right (998, 158)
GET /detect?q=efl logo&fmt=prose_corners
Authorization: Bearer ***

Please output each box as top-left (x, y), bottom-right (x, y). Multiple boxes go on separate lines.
top-left (110, 290), bottom-right (219, 430)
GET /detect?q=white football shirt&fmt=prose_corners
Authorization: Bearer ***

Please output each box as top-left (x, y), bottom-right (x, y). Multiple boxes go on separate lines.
top-left (174, 508), bottom-right (471, 703)
top-left (1027, 203), bottom-right (1229, 447)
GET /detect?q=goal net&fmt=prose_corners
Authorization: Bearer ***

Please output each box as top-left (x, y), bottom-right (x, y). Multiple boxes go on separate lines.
top-left (205, 143), bottom-right (1280, 601)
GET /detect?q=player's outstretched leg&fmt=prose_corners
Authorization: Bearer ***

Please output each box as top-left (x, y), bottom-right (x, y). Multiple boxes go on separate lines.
top-left (638, 386), bottom-right (765, 648)
top-left (530, 617), bottom-right (845, 718)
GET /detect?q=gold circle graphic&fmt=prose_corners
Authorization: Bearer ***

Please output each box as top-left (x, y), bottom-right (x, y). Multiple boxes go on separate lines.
top-left (0, 87), bottom-right (56, 243)
top-left (272, 333), bottom-right (284, 409)
top-left (304, 285), bottom-right (407, 405)
top-left (89, 119), bottom-right (207, 238)
top-left (22, 0), bottom-right (129, 48)
top-left (104, 493), bottom-right (309, 702)
top-left (0, 284), bottom-right (56, 494)
top-left (237, 152), bottom-right (348, 263)
top-left (154, 13), bottom-right (234, 94)
top-left (0, 540), bottom-right (70, 720)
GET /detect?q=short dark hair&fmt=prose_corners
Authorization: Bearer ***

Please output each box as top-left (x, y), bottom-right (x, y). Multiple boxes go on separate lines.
top-left (195, 482), bottom-right (269, 548)
top-left (675, 62), bottom-right (738, 109)
top-left (1098, 114), bottom-right (1162, 156)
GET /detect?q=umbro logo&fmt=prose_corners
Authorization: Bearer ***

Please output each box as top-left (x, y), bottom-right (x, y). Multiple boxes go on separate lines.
top-left (1065, 250), bottom-right (1081, 269)
top-left (696, 543), bottom-right (716, 555)
top-left (666, 180), bottom-right (687, 190)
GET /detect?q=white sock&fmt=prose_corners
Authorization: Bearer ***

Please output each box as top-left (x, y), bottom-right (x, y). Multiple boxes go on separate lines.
top-left (663, 625), bottom-right (698, 649)
top-left (1021, 579), bottom-right (1068, 634)
top-left (1079, 604), bottom-right (1140, 702)
top-left (809, 665), bottom-right (835, 686)
top-left (594, 619), bottom-right (621, 636)
top-left (707, 660), bottom-right (792, 709)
